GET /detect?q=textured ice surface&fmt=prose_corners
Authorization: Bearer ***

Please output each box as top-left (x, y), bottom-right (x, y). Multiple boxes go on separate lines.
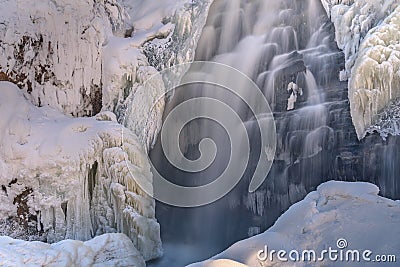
top-left (0, 82), bottom-right (161, 260)
top-left (366, 97), bottom-right (400, 139)
top-left (321, 0), bottom-right (400, 138)
top-left (189, 181), bottom-right (400, 266)
top-left (0, 233), bottom-right (146, 267)
top-left (350, 6), bottom-right (400, 139)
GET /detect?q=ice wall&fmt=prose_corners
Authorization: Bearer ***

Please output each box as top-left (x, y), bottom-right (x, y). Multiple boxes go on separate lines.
top-left (350, 7), bottom-right (400, 139)
top-left (0, 81), bottom-right (161, 260)
top-left (321, 0), bottom-right (400, 138)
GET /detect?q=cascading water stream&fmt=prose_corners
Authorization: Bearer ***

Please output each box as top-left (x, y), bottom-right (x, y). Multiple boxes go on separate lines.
top-left (148, 0), bottom-right (398, 266)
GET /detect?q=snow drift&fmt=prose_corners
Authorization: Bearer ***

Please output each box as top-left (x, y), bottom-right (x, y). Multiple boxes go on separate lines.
top-left (189, 181), bottom-right (400, 266)
top-left (0, 233), bottom-right (146, 267)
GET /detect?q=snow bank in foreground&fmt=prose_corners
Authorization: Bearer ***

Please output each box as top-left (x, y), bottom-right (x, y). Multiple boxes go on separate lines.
top-left (0, 82), bottom-right (161, 260)
top-left (0, 0), bottom-right (125, 117)
top-left (321, 0), bottom-right (400, 139)
top-left (189, 181), bottom-right (400, 266)
top-left (0, 233), bottom-right (145, 267)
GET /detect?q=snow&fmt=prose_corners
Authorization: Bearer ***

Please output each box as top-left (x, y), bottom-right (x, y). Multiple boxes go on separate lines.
top-left (321, 0), bottom-right (400, 139)
top-left (189, 181), bottom-right (400, 266)
top-left (0, 233), bottom-right (146, 267)
top-left (0, 81), bottom-right (161, 261)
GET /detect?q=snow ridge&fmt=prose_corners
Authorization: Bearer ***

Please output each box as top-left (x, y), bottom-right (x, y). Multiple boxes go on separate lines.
top-left (0, 233), bottom-right (146, 267)
top-left (189, 181), bottom-right (400, 267)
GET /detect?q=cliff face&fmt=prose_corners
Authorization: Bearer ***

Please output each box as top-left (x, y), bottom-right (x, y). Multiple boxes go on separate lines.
top-left (0, 0), bottom-right (214, 262)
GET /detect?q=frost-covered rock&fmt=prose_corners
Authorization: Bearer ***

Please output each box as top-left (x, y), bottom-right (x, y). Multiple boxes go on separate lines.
top-left (0, 82), bottom-right (161, 260)
top-left (321, 0), bottom-right (400, 139)
top-left (101, 0), bottom-right (214, 150)
top-left (101, 36), bottom-right (166, 151)
top-left (189, 181), bottom-right (400, 266)
top-left (0, 233), bottom-right (146, 267)
top-left (0, 0), bottom-right (126, 117)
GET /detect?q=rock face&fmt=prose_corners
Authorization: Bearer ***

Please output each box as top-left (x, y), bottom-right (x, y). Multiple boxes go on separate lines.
top-left (0, 0), bottom-right (125, 117)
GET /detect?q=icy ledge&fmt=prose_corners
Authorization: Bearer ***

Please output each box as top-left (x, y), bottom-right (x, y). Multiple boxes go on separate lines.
top-left (321, 0), bottom-right (400, 139)
top-left (0, 233), bottom-right (145, 267)
top-left (0, 82), bottom-right (161, 261)
top-left (189, 181), bottom-right (400, 267)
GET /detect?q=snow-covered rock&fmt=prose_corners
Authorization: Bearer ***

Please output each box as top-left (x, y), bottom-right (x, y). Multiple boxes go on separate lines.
top-left (321, 0), bottom-right (400, 139)
top-left (0, 233), bottom-right (146, 267)
top-left (189, 181), bottom-right (400, 266)
top-left (0, 81), bottom-right (161, 260)
top-left (0, 0), bottom-right (126, 117)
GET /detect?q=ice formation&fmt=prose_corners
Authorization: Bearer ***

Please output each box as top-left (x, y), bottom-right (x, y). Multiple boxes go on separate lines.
top-left (321, 0), bottom-right (400, 138)
top-left (350, 6), bottom-right (400, 139)
top-left (286, 82), bottom-right (303, 110)
top-left (189, 181), bottom-right (400, 266)
top-left (102, 0), bottom-right (213, 150)
top-left (321, 0), bottom-right (399, 80)
top-left (0, 81), bottom-right (161, 260)
top-left (0, 233), bottom-right (146, 267)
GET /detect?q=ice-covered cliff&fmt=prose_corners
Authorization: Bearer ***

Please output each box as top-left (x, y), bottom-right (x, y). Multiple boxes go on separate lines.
top-left (0, 0), bottom-right (214, 263)
top-left (321, 0), bottom-right (400, 139)
top-left (0, 81), bottom-right (161, 260)
top-left (189, 181), bottom-right (400, 266)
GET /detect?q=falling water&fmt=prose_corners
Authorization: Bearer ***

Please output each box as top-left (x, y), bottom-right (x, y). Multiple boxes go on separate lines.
top-left (149, 0), bottom-right (400, 266)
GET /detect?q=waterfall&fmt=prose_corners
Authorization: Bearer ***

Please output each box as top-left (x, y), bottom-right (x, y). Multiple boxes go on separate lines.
top-left (149, 0), bottom-right (400, 266)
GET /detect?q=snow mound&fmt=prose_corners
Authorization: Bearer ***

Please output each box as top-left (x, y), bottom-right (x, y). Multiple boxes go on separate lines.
top-left (189, 181), bottom-right (400, 266)
top-left (321, 0), bottom-right (400, 139)
top-left (0, 82), bottom-right (161, 260)
top-left (0, 233), bottom-right (145, 267)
